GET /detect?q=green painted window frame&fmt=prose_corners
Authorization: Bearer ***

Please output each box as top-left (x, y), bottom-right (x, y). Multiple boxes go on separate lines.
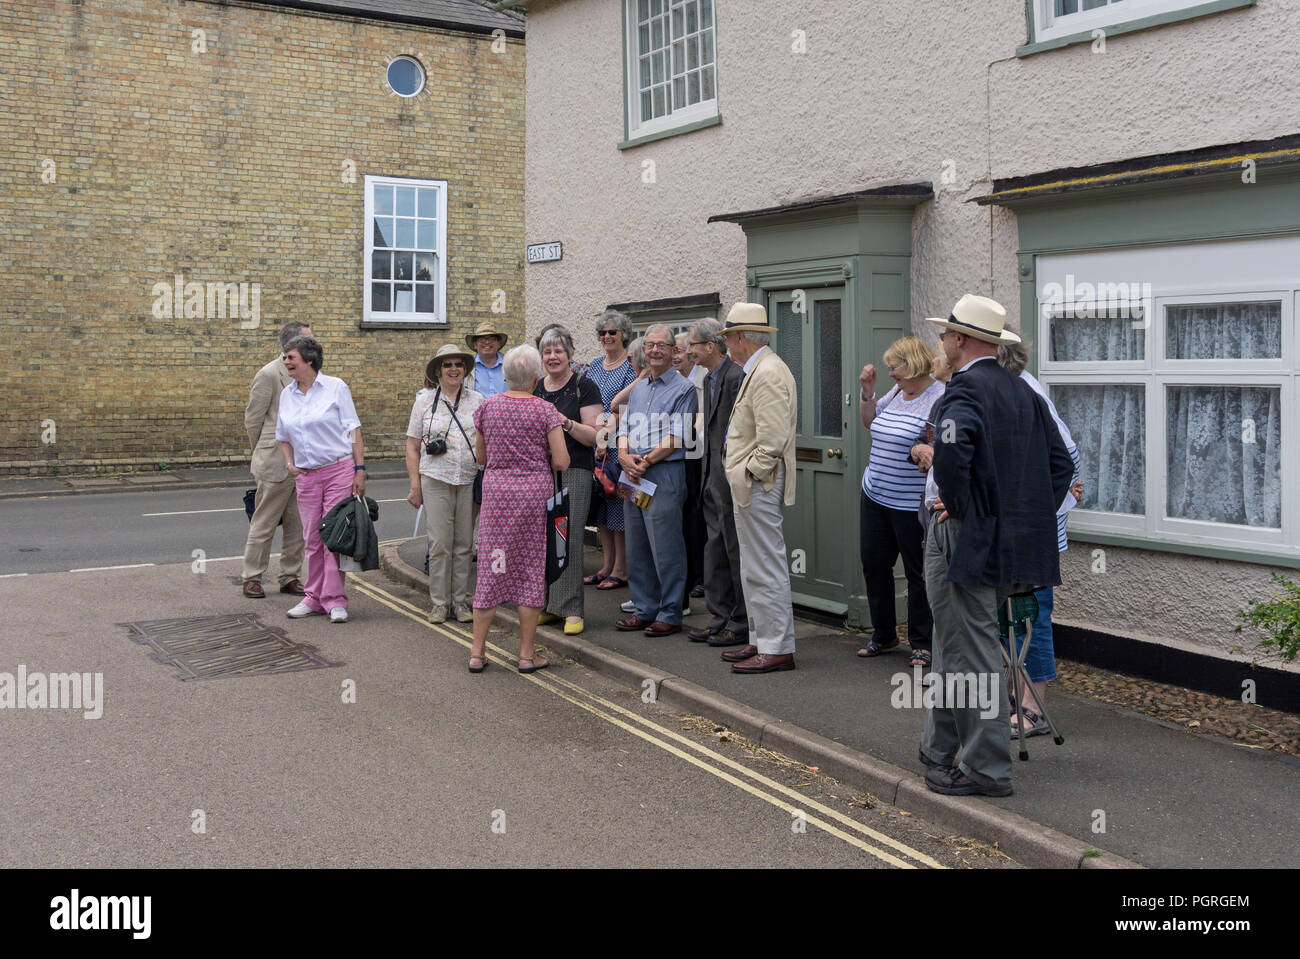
top-left (618, 0), bottom-right (722, 151)
top-left (1008, 165), bottom-right (1300, 568)
top-left (1018, 0), bottom-right (1255, 57)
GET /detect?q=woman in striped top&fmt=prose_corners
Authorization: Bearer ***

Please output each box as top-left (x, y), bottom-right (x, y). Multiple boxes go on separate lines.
top-left (857, 336), bottom-right (945, 666)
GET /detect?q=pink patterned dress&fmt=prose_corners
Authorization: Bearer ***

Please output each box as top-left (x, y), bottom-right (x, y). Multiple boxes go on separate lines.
top-left (473, 394), bottom-right (565, 609)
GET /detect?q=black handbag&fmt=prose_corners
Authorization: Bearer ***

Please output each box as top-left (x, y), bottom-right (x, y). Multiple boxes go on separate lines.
top-left (545, 471), bottom-right (570, 585)
top-left (243, 488), bottom-right (283, 526)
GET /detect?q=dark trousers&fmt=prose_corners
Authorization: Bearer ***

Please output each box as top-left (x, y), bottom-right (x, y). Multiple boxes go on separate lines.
top-left (701, 478), bottom-right (748, 635)
top-left (859, 490), bottom-right (932, 651)
top-left (683, 456), bottom-right (705, 594)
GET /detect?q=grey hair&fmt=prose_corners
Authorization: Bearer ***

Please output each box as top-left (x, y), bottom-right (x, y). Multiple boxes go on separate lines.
top-left (279, 321), bottom-right (310, 350)
top-left (997, 341), bottom-right (1031, 376)
top-left (595, 309), bottom-right (633, 347)
top-left (742, 331), bottom-right (771, 347)
top-left (628, 337), bottom-right (647, 372)
top-left (284, 335), bottom-right (322, 371)
top-left (537, 324), bottom-right (575, 360)
top-left (691, 318), bottom-right (727, 354)
top-left (644, 323), bottom-right (675, 345)
top-left (503, 344), bottom-right (543, 390)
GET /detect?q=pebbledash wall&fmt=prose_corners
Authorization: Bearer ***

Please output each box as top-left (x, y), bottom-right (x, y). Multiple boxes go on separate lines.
top-left (0, 0), bottom-right (524, 475)
top-left (519, 0), bottom-right (1300, 664)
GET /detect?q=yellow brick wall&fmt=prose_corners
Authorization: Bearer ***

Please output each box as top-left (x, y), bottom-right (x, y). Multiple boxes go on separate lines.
top-left (0, 0), bottom-right (525, 475)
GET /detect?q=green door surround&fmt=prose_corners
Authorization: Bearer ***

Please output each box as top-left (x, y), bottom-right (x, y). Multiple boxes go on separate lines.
top-left (717, 192), bottom-right (932, 624)
top-left (982, 162), bottom-right (1300, 569)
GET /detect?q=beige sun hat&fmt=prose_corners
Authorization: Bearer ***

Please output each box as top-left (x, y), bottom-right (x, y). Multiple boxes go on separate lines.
top-left (927, 294), bottom-right (1020, 345)
top-left (425, 342), bottom-right (476, 387)
top-left (465, 321), bottom-right (509, 350)
top-left (721, 301), bottom-right (776, 334)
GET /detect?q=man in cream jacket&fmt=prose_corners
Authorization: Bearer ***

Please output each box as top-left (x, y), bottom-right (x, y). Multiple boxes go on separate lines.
top-left (721, 303), bottom-right (798, 674)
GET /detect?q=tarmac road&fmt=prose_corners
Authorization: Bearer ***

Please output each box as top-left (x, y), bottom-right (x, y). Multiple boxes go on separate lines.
top-left (0, 482), bottom-right (1010, 869)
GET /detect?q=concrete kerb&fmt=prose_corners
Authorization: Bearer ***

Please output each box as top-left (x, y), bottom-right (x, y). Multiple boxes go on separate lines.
top-left (0, 463), bottom-right (410, 500)
top-left (379, 543), bottom-right (1139, 870)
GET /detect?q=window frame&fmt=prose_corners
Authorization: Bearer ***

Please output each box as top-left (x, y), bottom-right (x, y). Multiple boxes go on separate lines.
top-left (621, 0), bottom-right (720, 148)
top-left (1038, 253), bottom-right (1297, 555)
top-left (1021, 0), bottom-right (1255, 55)
top-left (362, 174), bottom-right (448, 326)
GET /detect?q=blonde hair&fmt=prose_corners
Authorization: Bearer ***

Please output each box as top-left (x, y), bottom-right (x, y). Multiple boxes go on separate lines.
top-left (884, 336), bottom-right (934, 379)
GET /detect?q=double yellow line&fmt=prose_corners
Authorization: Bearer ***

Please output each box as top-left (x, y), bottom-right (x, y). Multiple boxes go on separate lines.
top-left (351, 575), bottom-right (944, 869)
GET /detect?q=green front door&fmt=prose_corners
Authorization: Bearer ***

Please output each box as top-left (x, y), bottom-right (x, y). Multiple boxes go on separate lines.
top-left (770, 287), bottom-right (859, 613)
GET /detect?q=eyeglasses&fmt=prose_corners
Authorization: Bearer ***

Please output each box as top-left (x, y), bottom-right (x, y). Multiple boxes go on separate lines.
top-left (689, 341), bottom-right (712, 347)
top-left (598, 330), bottom-right (620, 337)
top-left (442, 361), bottom-right (465, 369)
top-left (643, 341), bottom-right (673, 351)
top-left (885, 363), bottom-right (906, 373)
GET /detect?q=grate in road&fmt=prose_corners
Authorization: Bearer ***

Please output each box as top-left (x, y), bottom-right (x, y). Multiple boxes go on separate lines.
top-left (119, 614), bottom-right (343, 681)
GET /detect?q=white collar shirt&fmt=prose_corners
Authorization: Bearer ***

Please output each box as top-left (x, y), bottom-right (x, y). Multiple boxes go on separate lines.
top-left (405, 387), bottom-right (483, 485)
top-left (742, 345), bottom-right (768, 376)
top-left (275, 373), bottom-right (361, 469)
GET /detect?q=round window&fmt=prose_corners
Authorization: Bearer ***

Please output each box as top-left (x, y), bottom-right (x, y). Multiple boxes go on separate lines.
top-left (387, 56), bottom-right (425, 97)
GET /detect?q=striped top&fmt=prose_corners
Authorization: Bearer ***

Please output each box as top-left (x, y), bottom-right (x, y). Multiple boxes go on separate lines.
top-left (862, 380), bottom-right (945, 511)
top-left (1021, 371), bottom-right (1082, 552)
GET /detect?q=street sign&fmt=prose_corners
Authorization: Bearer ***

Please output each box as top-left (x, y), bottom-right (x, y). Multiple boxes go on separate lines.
top-left (526, 241), bottom-right (563, 264)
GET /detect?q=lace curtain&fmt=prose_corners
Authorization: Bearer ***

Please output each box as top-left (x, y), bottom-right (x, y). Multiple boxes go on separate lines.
top-left (1047, 301), bottom-right (1283, 528)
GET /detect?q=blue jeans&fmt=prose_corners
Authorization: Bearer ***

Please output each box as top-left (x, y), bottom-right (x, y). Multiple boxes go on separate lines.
top-left (624, 460), bottom-right (687, 624)
top-left (1002, 586), bottom-right (1058, 683)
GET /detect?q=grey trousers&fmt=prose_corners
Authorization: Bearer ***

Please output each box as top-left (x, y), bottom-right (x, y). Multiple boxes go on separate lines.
top-left (241, 476), bottom-right (304, 585)
top-left (545, 466), bottom-right (593, 619)
top-left (702, 478), bottom-right (747, 635)
top-left (421, 475), bottom-right (475, 612)
top-left (732, 466), bottom-right (795, 655)
top-left (920, 515), bottom-right (1012, 790)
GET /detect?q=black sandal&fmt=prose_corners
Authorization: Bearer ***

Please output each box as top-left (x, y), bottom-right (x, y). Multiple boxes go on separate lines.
top-left (856, 638), bottom-right (901, 657)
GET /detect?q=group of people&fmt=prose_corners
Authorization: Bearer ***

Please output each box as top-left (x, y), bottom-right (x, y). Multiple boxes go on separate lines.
top-left (240, 291), bottom-right (1081, 797)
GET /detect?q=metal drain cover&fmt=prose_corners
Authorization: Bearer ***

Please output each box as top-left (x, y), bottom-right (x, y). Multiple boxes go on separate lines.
top-left (119, 614), bottom-right (343, 681)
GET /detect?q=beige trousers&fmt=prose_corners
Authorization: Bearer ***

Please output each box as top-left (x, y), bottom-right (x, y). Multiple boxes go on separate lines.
top-left (422, 475), bottom-right (475, 611)
top-left (241, 476), bottom-right (305, 584)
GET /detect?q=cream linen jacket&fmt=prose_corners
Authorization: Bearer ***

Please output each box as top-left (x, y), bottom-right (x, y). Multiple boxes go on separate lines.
top-left (724, 348), bottom-right (797, 508)
top-left (245, 357), bottom-right (292, 483)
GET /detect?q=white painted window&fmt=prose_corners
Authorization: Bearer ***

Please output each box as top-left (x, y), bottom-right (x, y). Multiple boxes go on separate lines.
top-left (364, 175), bottom-right (447, 324)
top-left (1036, 235), bottom-right (1299, 557)
top-left (625, 0), bottom-right (717, 140)
top-left (1032, 0), bottom-right (1236, 44)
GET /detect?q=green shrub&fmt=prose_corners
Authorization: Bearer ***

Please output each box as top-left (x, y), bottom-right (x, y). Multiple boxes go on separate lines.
top-left (1235, 572), bottom-right (1300, 663)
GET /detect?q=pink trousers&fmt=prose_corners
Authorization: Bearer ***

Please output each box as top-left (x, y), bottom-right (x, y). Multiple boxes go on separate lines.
top-left (294, 458), bottom-right (355, 612)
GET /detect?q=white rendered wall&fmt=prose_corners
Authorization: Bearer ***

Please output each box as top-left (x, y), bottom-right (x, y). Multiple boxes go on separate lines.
top-left (523, 0), bottom-right (1300, 660)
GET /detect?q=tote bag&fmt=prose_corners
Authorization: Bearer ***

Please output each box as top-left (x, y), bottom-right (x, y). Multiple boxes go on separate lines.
top-left (545, 471), bottom-right (570, 585)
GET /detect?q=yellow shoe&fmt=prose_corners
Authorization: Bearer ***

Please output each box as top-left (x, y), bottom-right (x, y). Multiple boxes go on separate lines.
top-left (537, 612), bottom-right (560, 625)
top-left (564, 618), bottom-right (585, 635)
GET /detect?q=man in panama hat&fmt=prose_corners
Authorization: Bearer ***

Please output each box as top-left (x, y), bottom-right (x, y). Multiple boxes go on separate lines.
top-left (466, 322), bottom-right (509, 398)
top-left (719, 302), bottom-right (799, 674)
top-left (917, 294), bottom-right (1073, 796)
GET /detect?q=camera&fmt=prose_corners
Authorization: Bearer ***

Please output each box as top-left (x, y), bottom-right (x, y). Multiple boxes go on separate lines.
top-left (425, 438), bottom-right (448, 456)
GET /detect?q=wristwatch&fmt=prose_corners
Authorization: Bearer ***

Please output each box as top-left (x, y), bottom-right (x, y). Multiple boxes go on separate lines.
top-left (354, 464), bottom-right (367, 472)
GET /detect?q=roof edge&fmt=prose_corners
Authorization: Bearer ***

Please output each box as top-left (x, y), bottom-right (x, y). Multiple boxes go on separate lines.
top-left (708, 182), bottom-right (934, 225)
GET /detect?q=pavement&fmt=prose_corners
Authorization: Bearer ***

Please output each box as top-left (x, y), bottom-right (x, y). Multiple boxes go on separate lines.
top-left (386, 535), bottom-right (1300, 870)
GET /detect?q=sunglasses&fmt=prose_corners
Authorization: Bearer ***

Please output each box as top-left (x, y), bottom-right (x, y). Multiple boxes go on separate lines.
top-left (598, 329), bottom-right (620, 337)
top-left (442, 361), bottom-right (465, 369)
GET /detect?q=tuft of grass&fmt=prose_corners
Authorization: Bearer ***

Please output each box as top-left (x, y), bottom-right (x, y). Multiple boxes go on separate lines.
top-left (1082, 848), bottom-right (1102, 858)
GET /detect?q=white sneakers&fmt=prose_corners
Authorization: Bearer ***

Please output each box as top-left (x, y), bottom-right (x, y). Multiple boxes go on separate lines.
top-left (428, 605), bottom-right (448, 624)
top-left (286, 602), bottom-right (347, 623)
top-left (621, 599), bottom-right (635, 613)
top-left (453, 604), bottom-right (473, 623)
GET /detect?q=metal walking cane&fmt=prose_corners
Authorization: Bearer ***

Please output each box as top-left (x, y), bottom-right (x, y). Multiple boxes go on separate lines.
top-left (998, 591), bottom-right (1065, 761)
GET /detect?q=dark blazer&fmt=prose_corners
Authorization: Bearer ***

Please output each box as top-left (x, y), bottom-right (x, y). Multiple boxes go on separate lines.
top-left (931, 357), bottom-right (1072, 589)
top-left (700, 356), bottom-right (745, 493)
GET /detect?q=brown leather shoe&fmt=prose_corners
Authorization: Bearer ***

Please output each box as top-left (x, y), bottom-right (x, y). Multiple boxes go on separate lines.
top-left (720, 644), bottom-right (758, 663)
top-left (707, 628), bottom-right (747, 647)
top-left (242, 580), bottom-right (265, 599)
top-left (687, 624), bottom-right (721, 642)
top-left (644, 621), bottom-right (680, 636)
top-left (731, 653), bottom-right (796, 674)
top-left (615, 616), bottom-right (652, 631)
top-left (279, 579), bottom-right (307, 595)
